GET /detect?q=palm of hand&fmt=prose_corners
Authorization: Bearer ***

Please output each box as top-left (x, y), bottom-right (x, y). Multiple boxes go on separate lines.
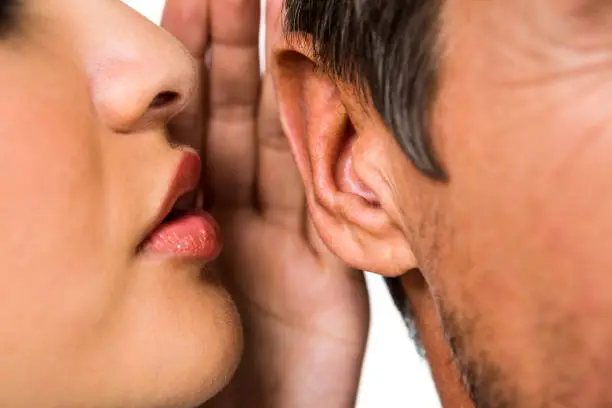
top-left (162, 0), bottom-right (370, 383)
top-left (215, 201), bottom-right (369, 348)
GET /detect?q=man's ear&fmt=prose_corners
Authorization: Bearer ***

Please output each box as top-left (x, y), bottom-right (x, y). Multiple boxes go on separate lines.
top-left (271, 36), bottom-right (417, 276)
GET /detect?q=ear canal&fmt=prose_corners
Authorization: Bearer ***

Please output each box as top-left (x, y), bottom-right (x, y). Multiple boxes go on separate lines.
top-left (335, 122), bottom-right (380, 206)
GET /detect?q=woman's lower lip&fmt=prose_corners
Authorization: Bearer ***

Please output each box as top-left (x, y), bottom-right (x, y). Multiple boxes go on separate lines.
top-left (141, 211), bottom-right (221, 261)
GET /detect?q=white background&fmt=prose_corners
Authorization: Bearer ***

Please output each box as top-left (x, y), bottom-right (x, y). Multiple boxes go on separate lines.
top-left (122, 1), bottom-right (441, 406)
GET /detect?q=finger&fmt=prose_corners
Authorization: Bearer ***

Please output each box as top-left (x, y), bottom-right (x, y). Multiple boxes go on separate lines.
top-left (165, 72), bottom-right (207, 157)
top-left (257, 73), bottom-right (305, 230)
top-left (207, 0), bottom-right (261, 209)
top-left (161, 0), bottom-right (210, 207)
top-left (161, 0), bottom-right (210, 144)
top-left (265, 0), bottom-right (284, 67)
top-left (161, 0), bottom-right (209, 59)
top-left (257, 0), bottom-right (305, 228)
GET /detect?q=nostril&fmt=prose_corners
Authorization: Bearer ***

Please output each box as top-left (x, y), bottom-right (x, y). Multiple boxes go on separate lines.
top-left (149, 91), bottom-right (180, 110)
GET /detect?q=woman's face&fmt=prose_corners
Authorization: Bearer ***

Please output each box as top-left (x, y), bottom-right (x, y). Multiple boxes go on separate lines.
top-left (0, 1), bottom-right (241, 407)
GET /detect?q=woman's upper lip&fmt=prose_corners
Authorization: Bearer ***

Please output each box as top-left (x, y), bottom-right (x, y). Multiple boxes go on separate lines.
top-left (140, 149), bottom-right (202, 244)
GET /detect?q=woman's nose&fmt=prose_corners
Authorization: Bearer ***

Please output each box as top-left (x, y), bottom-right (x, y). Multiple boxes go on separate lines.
top-left (85, 3), bottom-right (197, 132)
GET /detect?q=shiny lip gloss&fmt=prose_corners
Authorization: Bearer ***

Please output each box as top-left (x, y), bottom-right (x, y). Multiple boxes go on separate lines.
top-left (139, 151), bottom-right (222, 262)
top-left (142, 210), bottom-right (221, 262)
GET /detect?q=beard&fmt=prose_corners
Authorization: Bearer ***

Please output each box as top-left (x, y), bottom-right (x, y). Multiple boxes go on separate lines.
top-left (439, 309), bottom-right (519, 408)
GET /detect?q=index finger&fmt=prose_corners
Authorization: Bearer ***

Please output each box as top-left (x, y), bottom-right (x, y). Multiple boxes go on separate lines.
top-left (161, 0), bottom-right (209, 155)
top-left (162, 0), bottom-right (209, 59)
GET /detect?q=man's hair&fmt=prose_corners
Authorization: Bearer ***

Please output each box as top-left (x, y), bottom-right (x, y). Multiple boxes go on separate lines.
top-left (386, 277), bottom-right (424, 355)
top-left (0, 0), bottom-right (20, 37)
top-left (283, 0), bottom-right (446, 180)
top-left (283, 0), bottom-right (445, 351)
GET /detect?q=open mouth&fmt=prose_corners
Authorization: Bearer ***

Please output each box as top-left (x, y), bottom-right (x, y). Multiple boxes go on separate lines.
top-left (138, 206), bottom-right (221, 262)
top-left (162, 207), bottom-right (190, 223)
top-left (136, 150), bottom-right (221, 262)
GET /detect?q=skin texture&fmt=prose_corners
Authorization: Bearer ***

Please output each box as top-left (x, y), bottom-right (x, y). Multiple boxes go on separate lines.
top-left (162, 1), bottom-right (369, 407)
top-left (1, 0), bottom-right (374, 406)
top-left (0, 0), bottom-right (374, 406)
top-left (163, 1), bottom-right (471, 407)
top-left (0, 1), bottom-right (242, 407)
top-left (272, 0), bottom-right (612, 407)
top-left (402, 274), bottom-right (474, 408)
top-left (271, 51), bottom-right (472, 406)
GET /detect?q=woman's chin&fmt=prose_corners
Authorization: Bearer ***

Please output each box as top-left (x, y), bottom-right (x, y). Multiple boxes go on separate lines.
top-left (92, 267), bottom-right (243, 408)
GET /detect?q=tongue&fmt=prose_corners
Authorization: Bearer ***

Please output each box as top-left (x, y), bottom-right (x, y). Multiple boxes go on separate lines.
top-left (143, 211), bottom-right (221, 261)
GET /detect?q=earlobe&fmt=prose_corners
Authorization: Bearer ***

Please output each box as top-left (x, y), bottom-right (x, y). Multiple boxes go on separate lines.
top-left (272, 40), bottom-right (417, 276)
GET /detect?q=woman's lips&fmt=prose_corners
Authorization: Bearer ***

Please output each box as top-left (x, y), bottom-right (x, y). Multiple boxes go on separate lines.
top-left (141, 210), bottom-right (221, 262)
top-left (138, 149), bottom-right (221, 262)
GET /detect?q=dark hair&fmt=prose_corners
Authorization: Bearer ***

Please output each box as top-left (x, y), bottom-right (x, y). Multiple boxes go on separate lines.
top-left (386, 277), bottom-right (425, 355)
top-left (0, 0), bottom-right (20, 37)
top-left (283, 0), bottom-right (446, 349)
top-left (283, 0), bottom-right (446, 181)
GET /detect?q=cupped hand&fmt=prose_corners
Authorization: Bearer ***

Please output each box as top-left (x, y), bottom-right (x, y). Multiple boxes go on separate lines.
top-left (162, 1), bottom-right (370, 406)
